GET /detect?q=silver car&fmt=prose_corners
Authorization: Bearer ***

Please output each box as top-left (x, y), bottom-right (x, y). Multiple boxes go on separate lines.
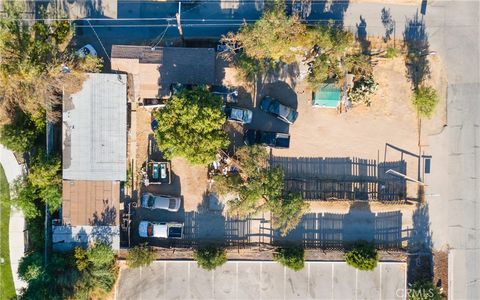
top-left (140, 193), bottom-right (181, 212)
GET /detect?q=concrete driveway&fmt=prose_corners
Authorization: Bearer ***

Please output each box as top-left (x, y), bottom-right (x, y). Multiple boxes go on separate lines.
top-left (117, 261), bottom-right (407, 300)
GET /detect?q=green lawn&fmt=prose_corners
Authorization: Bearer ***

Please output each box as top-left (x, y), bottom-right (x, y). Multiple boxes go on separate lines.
top-left (0, 164), bottom-right (16, 299)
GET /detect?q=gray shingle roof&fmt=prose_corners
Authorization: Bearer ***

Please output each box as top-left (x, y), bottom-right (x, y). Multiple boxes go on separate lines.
top-left (63, 73), bottom-right (127, 181)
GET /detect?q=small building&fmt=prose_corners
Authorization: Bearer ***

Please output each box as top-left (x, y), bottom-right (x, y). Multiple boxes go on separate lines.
top-left (312, 83), bottom-right (342, 108)
top-left (54, 73), bottom-right (127, 251)
top-left (111, 45), bottom-right (216, 100)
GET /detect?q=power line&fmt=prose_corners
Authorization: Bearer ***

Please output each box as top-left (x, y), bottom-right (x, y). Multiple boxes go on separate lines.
top-left (151, 23), bottom-right (171, 48)
top-left (86, 19), bottom-right (111, 63)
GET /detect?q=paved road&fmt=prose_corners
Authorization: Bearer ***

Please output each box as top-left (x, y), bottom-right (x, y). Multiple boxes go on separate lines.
top-left (117, 261), bottom-right (407, 300)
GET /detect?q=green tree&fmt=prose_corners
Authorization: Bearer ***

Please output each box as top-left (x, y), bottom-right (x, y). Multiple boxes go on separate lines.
top-left (18, 252), bottom-right (44, 282)
top-left (193, 246), bottom-right (227, 271)
top-left (153, 87), bottom-right (229, 165)
top-left (273, 245), bottom-right (305, 271)
top-left (269, 193), bottom-right (310, 236)
top-left (235, 145), bottom-right (269, 178)
top-left (344, 241), bottom-right (379, 271)
top-left (235, 1), bottom-right (306, 64)
top-left (11, 177), bottom-right (41, 219)
top-left (127, 243), bottom-right (155, 268)
top-left (413, 86), bottom-right (439, 118)
top-left (28, 153), bottom-right (62, 212)
top-left (0, 111), bottom-right (42, 153)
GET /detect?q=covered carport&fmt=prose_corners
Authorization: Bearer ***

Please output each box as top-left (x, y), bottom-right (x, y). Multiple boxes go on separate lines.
top-left (117, 261), bottom-right (407, 300)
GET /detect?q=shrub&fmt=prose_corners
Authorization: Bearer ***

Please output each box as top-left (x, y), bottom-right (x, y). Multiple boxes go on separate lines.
top-left (344, 241), bottom-right (378, 271)
top-left (348, 76), bottom-right (379, 106)
top-left (193, 246), bottom-right (227, 271)
top-left (18, 252), bottom-right (44, 282)
top-left (409, 280), bottom-right (442, 300)
top-left (269, 192), bottom-right (310, 236)
top-left (127, 243), bottom-right (155, 268)
top-left (385, 47), bottom-right (398, 58)
top-left (413, 86), bottom-right (439, 118)
top-left (273, 246), bottom-right (305, 271)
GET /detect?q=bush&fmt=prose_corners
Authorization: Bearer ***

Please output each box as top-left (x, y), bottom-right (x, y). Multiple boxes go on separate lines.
top-left (273, 246), bottom-right (305, 271)
top-left (409, 280), bottom-right (442, 300)
top-left (385, 47), bottom-right (398, 58)
top-left (0, 112), bottom-right (42, 153)
top-left (348, 76), bottom-right (379, 106)
top-left (127, 243), bottom-right (155, 268)
top-left (269, 192), bottom-right (310, 236)
top-left (18, 252), bottom-right (44, 282)
top-left (344, 241), bottom-right (379, 271)
top-left (193, 246), bottom-right (227, 271)
top-left (413, 86), bottom-right (439, 118)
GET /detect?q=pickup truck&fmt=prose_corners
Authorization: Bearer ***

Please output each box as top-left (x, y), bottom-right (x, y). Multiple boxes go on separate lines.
top-left (244, 129), bottom-right (290, 149)
top-left (138, 221), bottom-right (183, 239)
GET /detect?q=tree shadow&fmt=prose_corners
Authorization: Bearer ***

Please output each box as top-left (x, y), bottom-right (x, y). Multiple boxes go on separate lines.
top-left (407, 203), bottom-right (433, 284)
top-left (403, 11), bottom-right (431, 89)
top-left (356, 15), bottom-right (371, 55)
top-left (381, 8), bottom-right (395, 43)
top-left (272, 201), bottom-right (403, 249)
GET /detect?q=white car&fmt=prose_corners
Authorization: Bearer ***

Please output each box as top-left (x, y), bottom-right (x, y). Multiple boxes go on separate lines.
top-left (141, 192), bottom-right (181, 212)
top-left (224, 106), bottom-right (253, 124)
top-left (138, 221), bottom-right (184, 239)
top-left (76, 44), bottom-right (97, 58)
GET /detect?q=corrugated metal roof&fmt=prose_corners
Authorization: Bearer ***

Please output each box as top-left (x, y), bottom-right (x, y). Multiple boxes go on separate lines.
top-left (63, 73), bottom-right (127, 181)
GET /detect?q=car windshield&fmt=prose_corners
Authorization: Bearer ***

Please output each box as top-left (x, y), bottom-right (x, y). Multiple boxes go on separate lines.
top-left (147, 223), bottom-right (154, 237)
top-left (148, 196), bottom-right (155, 208)
top-left (168, 199), bottom-right (177, 209)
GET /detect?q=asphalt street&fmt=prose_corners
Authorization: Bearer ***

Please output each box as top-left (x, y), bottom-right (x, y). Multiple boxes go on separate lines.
top-left (69, 1), bottom-right (480, 298)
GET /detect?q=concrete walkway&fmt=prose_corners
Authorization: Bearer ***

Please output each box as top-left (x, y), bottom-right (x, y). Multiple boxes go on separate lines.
top-left (0, 145), bottom-right (27, 292)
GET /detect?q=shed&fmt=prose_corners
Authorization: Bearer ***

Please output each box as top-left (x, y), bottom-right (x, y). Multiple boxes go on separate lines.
top-left (312, 83), bottom-right (342, 108)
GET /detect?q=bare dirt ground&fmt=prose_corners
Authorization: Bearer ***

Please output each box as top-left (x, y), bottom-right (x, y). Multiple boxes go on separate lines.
top-left (433, 250), bottom-right (448, 297)
top-left (272, 55), bottom-right (420, 197)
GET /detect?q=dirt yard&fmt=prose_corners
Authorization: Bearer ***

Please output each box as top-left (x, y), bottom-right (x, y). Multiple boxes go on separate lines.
top-left (132, 106), bottom-right (207, 212)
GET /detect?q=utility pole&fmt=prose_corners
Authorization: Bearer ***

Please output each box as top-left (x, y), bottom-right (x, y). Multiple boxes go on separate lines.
top-left (175, 2), bottom-right (184, 45)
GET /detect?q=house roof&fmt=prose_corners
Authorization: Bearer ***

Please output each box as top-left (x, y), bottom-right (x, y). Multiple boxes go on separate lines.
top-left (111, 45), bottom-right (216, 98)
top-left (62, 73), bottom-right (127, 181)
top-left (61, 180), bottom-right (120, 226)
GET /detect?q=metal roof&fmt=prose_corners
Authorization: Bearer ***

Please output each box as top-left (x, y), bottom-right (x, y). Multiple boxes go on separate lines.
top-left (63, 73), bottom-right (127, 181)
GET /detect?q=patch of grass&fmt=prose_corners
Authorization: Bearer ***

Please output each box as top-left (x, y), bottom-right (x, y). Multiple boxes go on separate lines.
top-left (385, 47), bottom-right (398, 58)
top-left (0, 164), bottom-right (16, 299)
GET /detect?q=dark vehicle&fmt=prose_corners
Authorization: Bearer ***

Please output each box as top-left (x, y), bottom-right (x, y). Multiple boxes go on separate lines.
top-left (244, 129), bottom-right (290, 149)
top-left (260, 96), bottom-right (298, 124)
top-left (211, 86), bottom-right (238, 103)
top-left (224, 106), bottom-right (253, 124)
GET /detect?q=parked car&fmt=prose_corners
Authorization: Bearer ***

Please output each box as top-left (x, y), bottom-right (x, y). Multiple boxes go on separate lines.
top-left (76, 44), bottom-right (97, 58)
top-left (138, 221), bottom-right (184, 239)
top-left (224, 106), bottom-right (253, 124)
top-left (211, 86), bottom-right (238, 103)
top-left (244, 129), bottom-right (290, 149)
top-left (140, 193), bottom-right (181, 212)
top-left (260, 96), bottom-right (298, 124)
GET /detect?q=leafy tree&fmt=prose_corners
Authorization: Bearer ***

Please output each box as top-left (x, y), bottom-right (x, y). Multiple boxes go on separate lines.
top-left (344, 241), bottom-right (379, 271)
top-left (193, 246), bottom-right (227, 271)
top-left (409, 280), bottom-right (442, 300)
top-left (212, 173), bottom-right (243, 196)
top-left (413, 86), bottom-right (439, 118)
top-left (11, 177), bottom-right (42, 219)
top-left (235, 145), bottom-right (269, 178)
top-left (0, 0), bottom-right (102, 124)
top-left (127, 243), bottom-right (155, 268)
top-left (268, 192), bottom-right (310, 236)
top-left (153, 87), bottom-right (229, 165)
top-left (235, 1), bottom-right (306, 64)
top-left (273, 245), bottom-right (305, 271)
top-left (28, 153), bottom-right (62, 212)
top-left (18, 252), bottom-right (44, 282)
top-left (0, 111), bottom-right (42, 153)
